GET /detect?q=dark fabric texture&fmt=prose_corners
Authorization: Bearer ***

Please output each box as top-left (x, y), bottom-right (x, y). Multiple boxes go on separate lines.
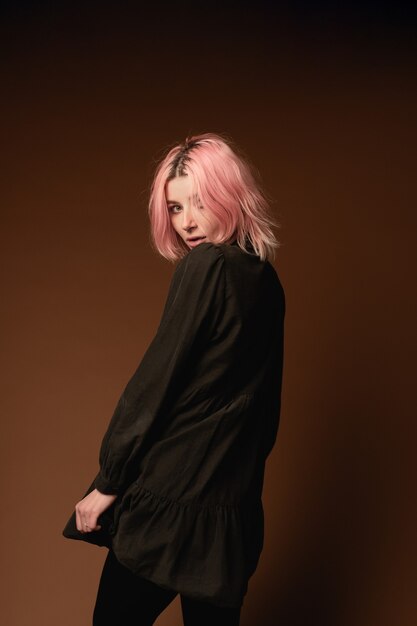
top-left (62, 239), bottom-right (285, 608)
top-left (93, 548), bottom-right (242, 626)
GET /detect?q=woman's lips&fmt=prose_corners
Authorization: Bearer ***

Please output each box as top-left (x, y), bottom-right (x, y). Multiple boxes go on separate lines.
top-left (187, 236), bottom-right (206, 247)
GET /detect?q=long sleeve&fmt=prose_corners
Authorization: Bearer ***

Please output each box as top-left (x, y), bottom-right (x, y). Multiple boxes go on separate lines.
top-left (93, 243), bottom-right (225, 496)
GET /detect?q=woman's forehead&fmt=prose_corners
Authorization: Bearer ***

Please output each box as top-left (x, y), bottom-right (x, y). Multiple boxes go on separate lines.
top-left (166, 176), bottom-right (199, 202)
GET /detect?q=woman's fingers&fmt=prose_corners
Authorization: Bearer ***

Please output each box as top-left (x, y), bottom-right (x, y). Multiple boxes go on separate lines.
top-left (74, 489), bottom-right (113, 533)
top-left (75, 504), bottom-right (85, 533)
top-left (75, 501), bottom-right (94, 533)
top-left (85, 515), bottom-right (102, 532)
top-left (76, 509), bottom-right (99, 533)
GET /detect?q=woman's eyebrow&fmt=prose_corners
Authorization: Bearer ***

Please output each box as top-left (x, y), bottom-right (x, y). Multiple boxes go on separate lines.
top-left (167, 194), bottom-right (198, 205)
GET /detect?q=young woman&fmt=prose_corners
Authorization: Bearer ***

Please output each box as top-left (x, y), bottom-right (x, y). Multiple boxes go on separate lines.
top-left (63, 132), bottom-right (286, 626)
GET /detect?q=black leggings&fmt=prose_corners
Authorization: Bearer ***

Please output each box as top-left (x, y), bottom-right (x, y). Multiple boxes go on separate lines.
top-left (93, 548), bottom-right (242, 626)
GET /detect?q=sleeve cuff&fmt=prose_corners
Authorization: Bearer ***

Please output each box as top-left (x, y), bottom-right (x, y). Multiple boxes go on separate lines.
top-left (93, 472), bottom-right (121, 496)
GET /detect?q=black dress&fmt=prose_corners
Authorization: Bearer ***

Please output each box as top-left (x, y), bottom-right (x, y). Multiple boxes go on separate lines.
top-left (62, 239), bottom-right (285, 608)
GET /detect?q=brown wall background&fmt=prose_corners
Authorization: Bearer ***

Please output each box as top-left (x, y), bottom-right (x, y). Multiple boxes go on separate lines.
top-left (1, 2), bottom-right (416, 625)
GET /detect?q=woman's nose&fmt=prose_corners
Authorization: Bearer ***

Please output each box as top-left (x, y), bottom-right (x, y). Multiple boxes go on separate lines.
top-left (181, 208), bottom-right (197, 230)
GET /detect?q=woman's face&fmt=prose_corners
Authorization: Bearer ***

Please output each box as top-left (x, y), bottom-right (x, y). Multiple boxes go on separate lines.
top-left (165, 175), bottom-right (220, 249)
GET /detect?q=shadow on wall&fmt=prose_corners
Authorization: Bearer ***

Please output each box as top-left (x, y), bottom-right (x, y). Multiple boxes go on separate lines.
top-left (253, 343), bottom-right (398, 625)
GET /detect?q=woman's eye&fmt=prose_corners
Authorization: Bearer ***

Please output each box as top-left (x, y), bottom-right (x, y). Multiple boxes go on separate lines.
top-left (169, 205), bottom-right (181, 213)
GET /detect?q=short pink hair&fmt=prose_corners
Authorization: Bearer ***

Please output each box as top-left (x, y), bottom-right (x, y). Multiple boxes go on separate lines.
top-left (148, 132), bottom-right (281, 262)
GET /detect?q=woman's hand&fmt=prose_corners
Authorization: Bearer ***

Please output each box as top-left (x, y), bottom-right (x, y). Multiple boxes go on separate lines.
top-left (75, 488), bottom-right (118, 534)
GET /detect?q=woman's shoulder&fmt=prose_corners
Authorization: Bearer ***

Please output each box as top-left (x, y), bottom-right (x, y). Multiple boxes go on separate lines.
top-left (176, 239), bottom-right (271, 275)
top-left (178, 241), bottom-right (225, 269)
top-left (187, 239), bottom-right (252, 261)
top-left (172, 242), bottom-right (225, 285)
top-left (189, 240), bottom-right (225, 259)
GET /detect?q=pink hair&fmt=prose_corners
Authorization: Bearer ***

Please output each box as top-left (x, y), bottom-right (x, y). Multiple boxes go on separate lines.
top-left (148, 132), bottom-right (281, 262)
